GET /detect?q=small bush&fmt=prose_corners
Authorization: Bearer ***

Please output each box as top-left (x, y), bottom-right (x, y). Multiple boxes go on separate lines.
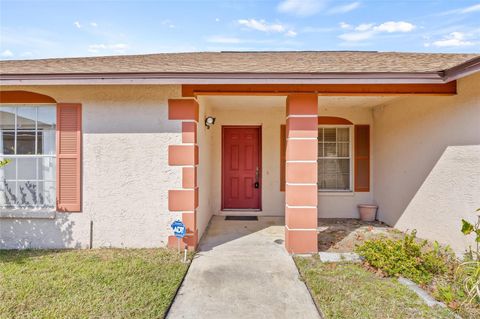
top-left (356, 230), bottom-right (450, 285)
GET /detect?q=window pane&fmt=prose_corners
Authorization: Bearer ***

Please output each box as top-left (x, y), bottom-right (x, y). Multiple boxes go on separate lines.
top-left (338, 142), bottom-right (349, 157)
top-left (1, 131), bottom-right (15, 154)
top-left (317, 142), bottom-right (324, 157)
top-left (17, 181), bottom-right (37, 207)
top-left (338, 159), bottom-right (350, 174)
top-left (18, 157), bottom-right (36, 180)
top-left (38, 181), bottom-right (55, 208)
top-left (0, 180), bottom-right (17, 207)
top-left (17, 131), bottom-right (36, 154)
top-left (38, 157), bottom-right (56, 181)
top-left (324, 128), bottom-right (336, 142)
top-left (17, 107), bottom-right (36, 130)
top-left (325, 143), bottom-right (336, 157)
top-left (0, 107), bottom-right (15, 130)
top-left (37, 129), bottom-right (56, 155)
top-left (37, 106), bottom-right (56, 129)
top-left (1, 157), bottom-right (16, 180)
top-left (338, 128), bottom-right (349, 142)
top-left (338, 174), bottom-right (350, 190)
top-left (323, 174), bottom-right (337, 189)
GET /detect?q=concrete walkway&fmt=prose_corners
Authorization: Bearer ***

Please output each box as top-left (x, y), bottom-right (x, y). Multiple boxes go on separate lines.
top-left (167, 216), bottom-right (321, 319)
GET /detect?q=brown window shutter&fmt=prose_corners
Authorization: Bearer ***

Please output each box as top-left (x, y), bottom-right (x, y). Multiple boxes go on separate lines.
top-left (354, 125), bottom-right (370, 192)
top-left (56, 103), bottom-right (82, 212)
top-left (280, 125), bottom-right (286, 191)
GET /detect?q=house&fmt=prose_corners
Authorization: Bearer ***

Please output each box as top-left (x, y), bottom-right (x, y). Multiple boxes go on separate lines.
top-left (0, 51), bottom-right (479, 254)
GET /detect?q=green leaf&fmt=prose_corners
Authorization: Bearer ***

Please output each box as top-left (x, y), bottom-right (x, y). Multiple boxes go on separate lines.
top-left (461, 219), bottom-right (474, 235)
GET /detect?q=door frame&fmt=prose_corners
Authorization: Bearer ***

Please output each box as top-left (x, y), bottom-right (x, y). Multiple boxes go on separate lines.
top-left (221, 125), bottom-right (262, 211)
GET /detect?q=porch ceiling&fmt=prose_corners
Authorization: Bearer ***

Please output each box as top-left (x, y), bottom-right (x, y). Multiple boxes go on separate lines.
top-left (199, 95), bottom-right (400, 109)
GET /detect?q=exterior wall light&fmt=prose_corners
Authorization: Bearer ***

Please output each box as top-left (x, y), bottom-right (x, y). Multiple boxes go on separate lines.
top-left (205, 116), bottom-right (216, 129)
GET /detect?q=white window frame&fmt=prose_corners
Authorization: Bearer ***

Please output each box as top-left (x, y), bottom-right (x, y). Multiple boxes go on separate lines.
top-left (317, 125), bottom-right (353, 192)
top-left (0, 104), bottom-right (56, 211)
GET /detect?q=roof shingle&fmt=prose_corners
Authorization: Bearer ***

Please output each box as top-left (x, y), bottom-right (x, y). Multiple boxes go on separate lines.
top-left (1, 51), bottom-right (478, 75)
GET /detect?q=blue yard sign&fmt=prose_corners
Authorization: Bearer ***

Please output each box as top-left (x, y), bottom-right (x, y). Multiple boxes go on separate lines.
top-left (171, 220), bottom-right (186, 239)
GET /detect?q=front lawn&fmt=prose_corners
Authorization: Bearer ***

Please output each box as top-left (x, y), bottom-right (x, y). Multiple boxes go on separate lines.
top-left (0, 249), bottom-right (189, 318)
top-left (295, 256), bottom-right (455, 319)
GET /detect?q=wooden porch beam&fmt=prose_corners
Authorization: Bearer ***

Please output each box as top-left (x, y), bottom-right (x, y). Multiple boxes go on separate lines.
top-left (182, 82), bottom-right (457, 97)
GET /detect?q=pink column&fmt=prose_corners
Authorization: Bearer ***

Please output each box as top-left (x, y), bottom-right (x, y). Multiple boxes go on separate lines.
top-left (285, 94), bottom-right (318, 254)
top-left (167, 99), bottom-right (199, 250)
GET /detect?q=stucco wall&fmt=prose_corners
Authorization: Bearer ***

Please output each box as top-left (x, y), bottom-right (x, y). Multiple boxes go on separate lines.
top-left (373, 72), bottom-right (480, 252)
top-left (196, 101), bottom-right (213, 239)
top-left (1, 85), bottom-right (184, 249)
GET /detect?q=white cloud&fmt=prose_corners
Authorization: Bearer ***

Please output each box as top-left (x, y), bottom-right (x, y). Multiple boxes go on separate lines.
top-left (238, 19), bottom-right (286, 33)
top-left (215, 18), bottom-right (220, 22)
top-left (206, 36), bottom-right (242, 44)
top-left (374, 21), bottom-right (415, 33)
top-left (285, 30), bottom-right (297, 37)
top-left (460, 3), bottom-right (480, 13)
top-left (88, 43), bottom-right (128, 53)
top-left (328, 2), bottom-right (360, 14)
top-left (441, 3), bottom-right (480, 15)
top-left (90, 22), bottom-right (98, 27)
top-left (431, 32), bottom-right (475, 47)
top-left (277, 0), bottom-right (327, 16)
top-left (339, 22), bottom-right (352, 29)
top-left (339, 21), bottom-right (415, 42)
top-left (237, 19), bottom-right (296, 36)
top-left (355, 23), bottom-right (373, 31)
top-left (1, 49), bottom-right (14, 58)
top-left (74, 21), bottom-right (82, 28)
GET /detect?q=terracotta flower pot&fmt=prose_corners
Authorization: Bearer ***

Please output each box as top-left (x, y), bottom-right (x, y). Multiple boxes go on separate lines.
top-left (358, 204), bottom-right (378, 221)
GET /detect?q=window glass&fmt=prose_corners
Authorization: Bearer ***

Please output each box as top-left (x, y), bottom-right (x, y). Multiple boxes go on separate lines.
top-left (0, 107), bottom-right (15, 129)
top-left (17, 107), bottom-right (36, 129)
top-left (318, 127), bottom-right (351, 191)
top-left (0, 105), bottom-right (56, 210)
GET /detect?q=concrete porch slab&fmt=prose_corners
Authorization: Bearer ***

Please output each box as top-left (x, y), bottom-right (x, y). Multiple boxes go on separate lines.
top-left (167, 215), bottom-right (321, 319)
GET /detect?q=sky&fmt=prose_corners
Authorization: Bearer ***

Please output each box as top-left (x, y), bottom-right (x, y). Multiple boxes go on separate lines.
top-left (0, 0), bottom-right (479, 60)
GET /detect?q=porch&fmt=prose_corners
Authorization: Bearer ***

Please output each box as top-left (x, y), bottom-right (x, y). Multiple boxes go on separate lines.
top-left (165, 78), bottom-right (463, 254)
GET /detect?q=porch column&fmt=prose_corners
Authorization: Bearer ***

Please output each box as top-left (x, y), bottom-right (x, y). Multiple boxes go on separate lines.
top-left (167, 99), bottom-right (199, 250)
top-left (285, 94), bottom-right (318, 254)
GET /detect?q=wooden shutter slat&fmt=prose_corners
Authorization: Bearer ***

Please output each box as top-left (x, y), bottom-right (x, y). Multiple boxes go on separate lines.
top-left (56, 103), bottom-right (82, 212)
top-left (354, 125), bottom-right (370, 192)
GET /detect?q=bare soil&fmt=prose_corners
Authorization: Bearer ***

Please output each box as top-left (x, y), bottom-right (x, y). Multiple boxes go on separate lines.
top-left (317, 218), bottom-right (403, 252)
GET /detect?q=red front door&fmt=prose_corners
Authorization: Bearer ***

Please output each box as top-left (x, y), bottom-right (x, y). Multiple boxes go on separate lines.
top-left (222, 127), bottom-right (261, 210)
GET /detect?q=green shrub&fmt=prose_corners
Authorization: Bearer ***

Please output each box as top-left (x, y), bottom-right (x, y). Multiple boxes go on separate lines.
top-left (356, 230), bottom-right (450, 285)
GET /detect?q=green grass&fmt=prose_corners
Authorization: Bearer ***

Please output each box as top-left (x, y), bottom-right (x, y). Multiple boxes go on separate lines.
top-left (295, 256), bottom-right (456, 319)
top-left (0, 249), bottom-right (190, 319)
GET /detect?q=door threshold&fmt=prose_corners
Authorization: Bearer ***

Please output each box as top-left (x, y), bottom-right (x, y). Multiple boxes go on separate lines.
top-left (219, 210), bottom-right (261, 216)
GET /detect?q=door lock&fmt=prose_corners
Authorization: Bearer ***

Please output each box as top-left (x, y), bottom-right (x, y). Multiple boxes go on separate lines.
top-left (255, 166), bottom-right (260, 188)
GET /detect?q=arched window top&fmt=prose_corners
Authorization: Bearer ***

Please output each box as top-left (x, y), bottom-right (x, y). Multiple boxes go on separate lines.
top-left (0, 90), bottom-right (57, 104)
top-left (318, 116), bottom-right (353, 125)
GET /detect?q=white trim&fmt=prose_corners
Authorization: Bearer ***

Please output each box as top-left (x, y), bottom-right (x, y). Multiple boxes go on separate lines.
top-left (287, 137), bottom-right (317, 141)
top-left (286, 115), bottom-right (318, 119)
top-left (286, 204), bottom-right (317, 209)
top-left (286, 160), bottom-right (317, 163)
top-left (285, 225), bottom-right (317, 231)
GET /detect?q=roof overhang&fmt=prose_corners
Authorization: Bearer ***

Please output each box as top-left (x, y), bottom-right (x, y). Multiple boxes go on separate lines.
top-left (0, 71), bottom-right (449, 85)
top-left (0, 56), bottom-right (478, 86)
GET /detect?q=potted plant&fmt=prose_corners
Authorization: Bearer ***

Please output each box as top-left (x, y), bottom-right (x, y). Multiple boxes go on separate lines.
top-left (358, 204), bottom-right (378, 221)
